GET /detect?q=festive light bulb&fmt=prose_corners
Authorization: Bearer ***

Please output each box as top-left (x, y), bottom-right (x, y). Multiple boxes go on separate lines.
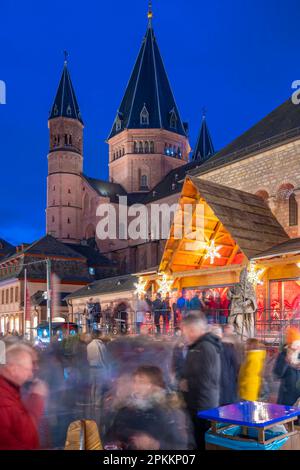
top-left (134, 278), bottom-right (147, 298)
top-left (157, 273), bottom-right (173, 298)
top-left (247, 262), bottom-right (264, 286)
top-left (204, 240), bottom-right (221, 264)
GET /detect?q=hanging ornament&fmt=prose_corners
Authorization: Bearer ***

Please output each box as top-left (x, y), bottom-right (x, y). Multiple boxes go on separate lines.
top-left (157, 273), bottom-right (173, 298)
top-left (247, 262), bottom-right (264, 286)
top-left (134, 278), bottom-right (147, 298)
top-left (204, 240), bottom-right (222, 264)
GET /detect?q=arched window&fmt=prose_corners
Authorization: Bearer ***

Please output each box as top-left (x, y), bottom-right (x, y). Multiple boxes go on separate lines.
top-left (289, 193), bottom-right (298, 226)
top-left (67, 218), bottom-right (71, 224)
top-left (140, 104), bottom-right (149, 125)
top-left (144, 141), bottom-right (149, 153)
top-left (140, 174), bottom-right (148, 189)
top-left (150, 141), bottom-right (154, 153)
top-left (64, 134), bottom-right (68, 145)
top-left (177, 146), bottom-right (182, 158)
top-left (122, 147), bottom-right (125, 156)
top-left (134, 141), bottom-right (138, 153)
top-left (69, 135), bottom-right (72, 145)
top-left (66, 105), bottom-right (72, 116)
top-left (139, 141), bottom-right (143, 153)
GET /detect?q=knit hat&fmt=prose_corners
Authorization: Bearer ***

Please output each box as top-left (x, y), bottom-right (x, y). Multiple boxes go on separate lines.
top-left (285, 327), bottom-right (300, 345)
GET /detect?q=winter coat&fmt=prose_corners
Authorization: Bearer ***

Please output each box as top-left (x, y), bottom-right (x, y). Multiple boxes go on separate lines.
top-left (274, 350), bottom-right (300, 406)
top-left (238, 349), bottom-right (266, 401)
top-left (0, 376), bottom-right (44, 450)
top-left (182, 333), bottom-right (222, 414)
top-left (106, 391), bottom-right (193, 450)
top-left (220, 342), bottom-right (239, 405)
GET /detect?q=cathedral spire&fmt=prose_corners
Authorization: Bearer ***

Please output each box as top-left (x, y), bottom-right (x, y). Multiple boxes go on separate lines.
top-left (49, 53), bottom-right (83, 124)
top-left (108, 5), bottom-right (186, 139)
top-left (192, 110), bottom-right (215, 162)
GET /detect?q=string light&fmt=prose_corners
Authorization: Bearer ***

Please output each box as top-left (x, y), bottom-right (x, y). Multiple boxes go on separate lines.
top-left (247, 262), bottom-right (265, 286)
top-left (134, 278), bottom-right (147, 298)
top-left (157, 273), bottom-right (173, 298)
top-left (204, 240), bottom-right (221, 264)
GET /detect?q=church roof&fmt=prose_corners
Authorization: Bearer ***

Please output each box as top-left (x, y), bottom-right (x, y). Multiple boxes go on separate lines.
top-left (83, 176), bottom-right (127, 202)
top-left (189, 97), bottom-right (300, 177)
top-left (49, 60), bottom-right (83, 124)
top-left (108, 16), bottom-right (186, 139)
top-left (192, 114), bottom-right (215, 162)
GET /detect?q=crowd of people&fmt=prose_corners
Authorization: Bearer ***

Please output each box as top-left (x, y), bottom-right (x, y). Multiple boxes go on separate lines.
top-left (1, 313), bottom-right (300, 450)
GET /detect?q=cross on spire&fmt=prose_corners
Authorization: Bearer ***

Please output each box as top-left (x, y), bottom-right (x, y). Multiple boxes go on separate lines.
top-left (148, 0), bottom-right (153, 24)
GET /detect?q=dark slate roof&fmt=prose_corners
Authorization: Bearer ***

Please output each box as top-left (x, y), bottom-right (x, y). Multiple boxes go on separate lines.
top-left (0, 239), bottom-right (15, 258)
top-left (84, 176), bottom-right (127, 202)
top-left (189, 97), bottom-right (300, 176)
top-left (108, 20), bottom-right (186, 139)
top-left (251, 237), bottom-right (300, 260)
top-left (188, 176), bottom-right (289, 259)
top-left (49, 62), bottom-right (83, 124)
top-left (192, 114), bottom-right (215, 162)
top-left (66, 274), bottom-right (138, 300)
top-left (64, 243), bottom-right (116, 267)
top-left (2, 235), bottom-right (86, 263)
top-left (30, 291), bottom-right (69, 307)
top-left (141, 160), bottom-right (202, 204)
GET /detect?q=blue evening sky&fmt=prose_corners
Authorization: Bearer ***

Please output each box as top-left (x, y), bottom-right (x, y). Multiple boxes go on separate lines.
top-left (0, 0), bottom-right (299, 245)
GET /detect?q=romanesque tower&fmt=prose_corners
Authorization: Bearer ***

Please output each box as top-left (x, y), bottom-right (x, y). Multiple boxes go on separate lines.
top-left (107, 4), bottom-right (191, 193)
top-left (46, 57), bottom-right (84, 243)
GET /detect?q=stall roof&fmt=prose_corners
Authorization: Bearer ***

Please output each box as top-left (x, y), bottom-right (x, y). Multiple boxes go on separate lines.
top-left (65, 274), bottom-right (138, 300)
top-left (251, 237), bottom-right (300, 260)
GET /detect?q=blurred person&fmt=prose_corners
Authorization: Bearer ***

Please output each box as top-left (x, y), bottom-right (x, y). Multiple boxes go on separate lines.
top-left (211, 326), bottom-right (240, 405)
top-left (238, 338), bottom-right (266, 401)
top-left (87, 330), bottom-right (108, 406)
top-left (181, 314), bottom-right (221, 450)
top-left (171, 328), bottom-right (188, 388)
top-left (135, 297), bottom-right (149, 334)
top-left (74, 333), bottom-right (91, 405)
top-left (0, 344), bottom-right (48, 450)
top-left (106, 365), bottom-right (193, 450)
top-left (274, 327), bottom-right (300, 406)
top-left (153, 293), bottom-right (163, 335)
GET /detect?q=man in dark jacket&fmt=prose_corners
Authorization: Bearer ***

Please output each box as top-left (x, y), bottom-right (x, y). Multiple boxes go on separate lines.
top-left (181, 314), bottom-right (221, 450)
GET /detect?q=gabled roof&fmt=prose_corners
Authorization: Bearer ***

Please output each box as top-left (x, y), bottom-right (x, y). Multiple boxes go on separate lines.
top-left (251, 237), bottom-right (300, 260)
top-left (108, 19), bottom-right (186, 139)
top-left (84, 176), bottom-right (127, 202)
top-left (64, 243), bottom-right (116, 267)
top-left (188, 176), bottom-right (289, 259)
top-left (66, 274), bottom-right (138, 300)
top-left (192, 114), bottom-right (215, 162)
top-left (189, 97), bottom-right (300, 176)
top-left (49, 61), bottom-right (83, 124)
top-left (0, 239), bottom-right (15, 258)
top-left (160, 177), bottom-right (289, 273)
top-left (1, 234), bottom-right (86, 264)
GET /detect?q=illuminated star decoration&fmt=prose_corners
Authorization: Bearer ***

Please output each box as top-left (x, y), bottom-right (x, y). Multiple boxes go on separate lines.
top-left (204, 240), bottom-right (222, 264)
top-left (247, 262), bottom-right (265, 286)
top-left (134, 278), bottom-right (147, 298)
top-left (157, 273), bottom-right (173, 298)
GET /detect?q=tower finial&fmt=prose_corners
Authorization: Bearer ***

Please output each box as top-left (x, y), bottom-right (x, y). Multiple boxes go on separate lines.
top-left (148, 0), bottom-right (153, 24)
top-left (64, 50), bottom-right (68, 66)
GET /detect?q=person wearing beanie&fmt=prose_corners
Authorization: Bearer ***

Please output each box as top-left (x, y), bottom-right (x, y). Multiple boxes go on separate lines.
top-left (273, 327), bottom-right (300, 405)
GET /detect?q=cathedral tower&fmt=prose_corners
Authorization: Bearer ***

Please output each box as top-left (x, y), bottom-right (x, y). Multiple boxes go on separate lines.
top-left (46, 56), bottom-right (84, 243)
top-left (107, 4), bottom-right (191, 193)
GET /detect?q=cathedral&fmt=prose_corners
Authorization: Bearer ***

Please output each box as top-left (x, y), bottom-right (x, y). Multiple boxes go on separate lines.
top-left (1, 4), bottom-right (300, 334)
top-left (45, 5), bottom-right (214, 275)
